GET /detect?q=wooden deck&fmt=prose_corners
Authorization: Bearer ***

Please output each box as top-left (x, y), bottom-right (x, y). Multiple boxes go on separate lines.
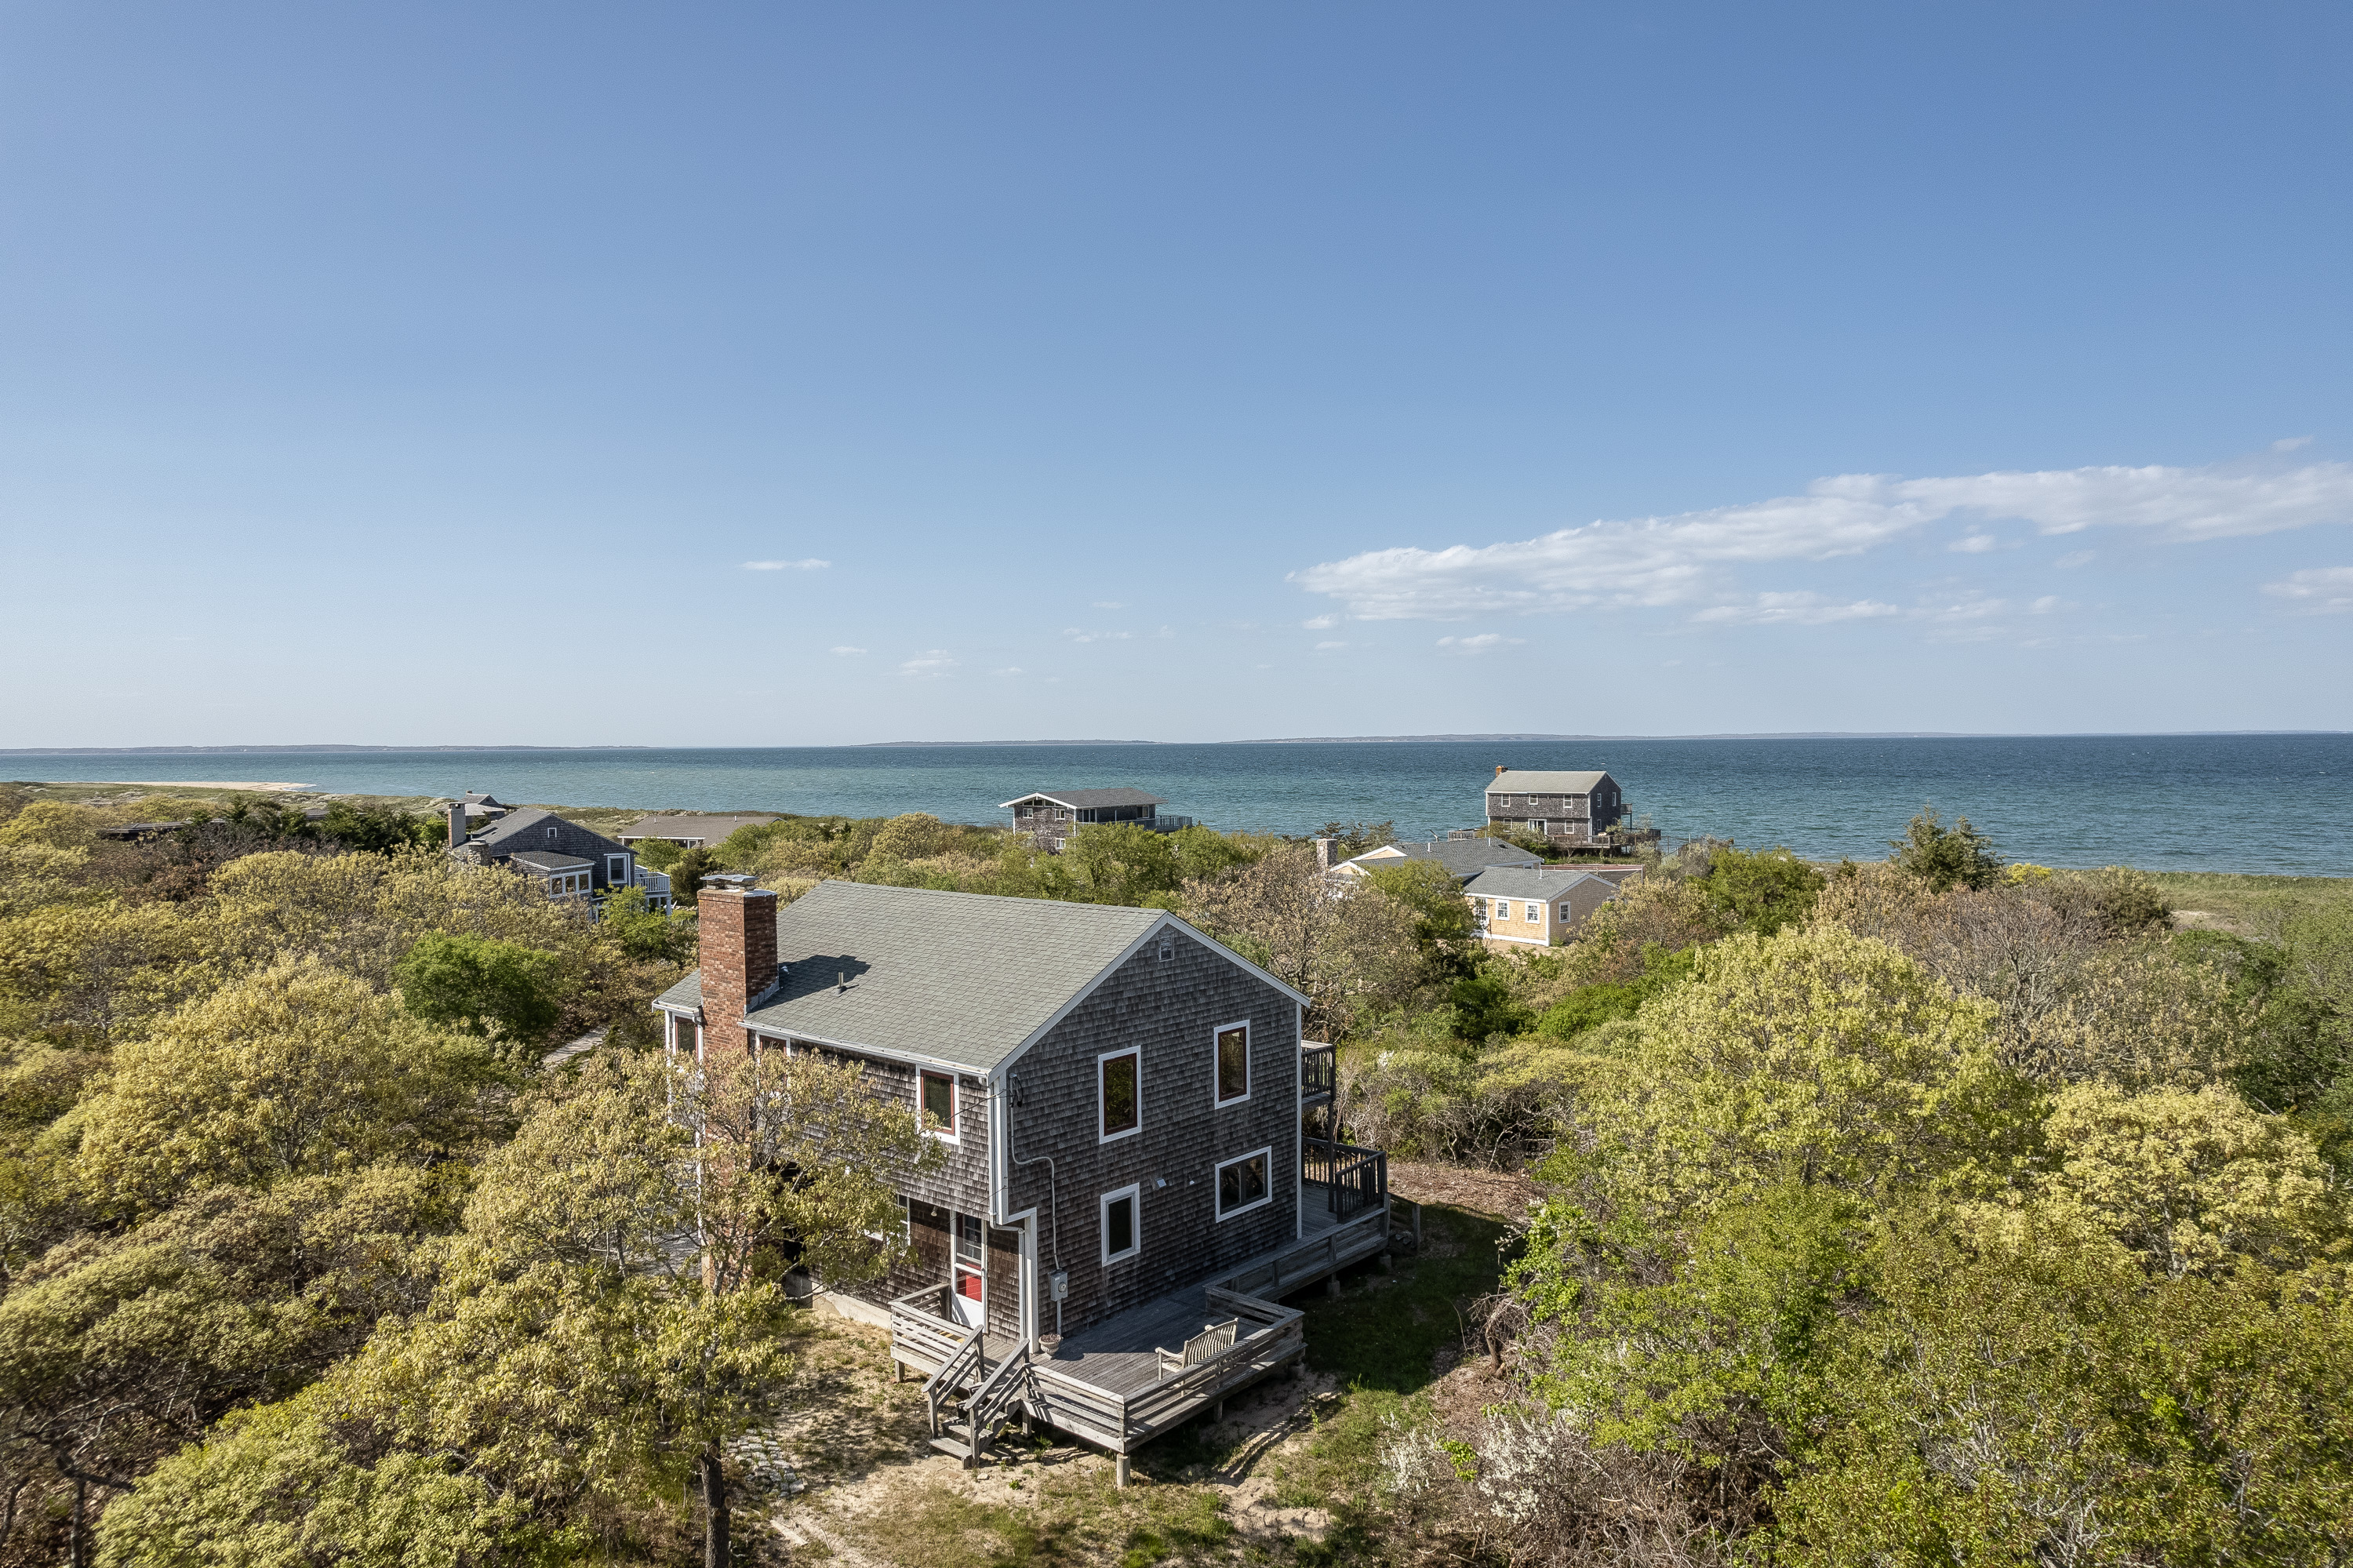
top-left (889, 1197), bottom-right (1393, 1460)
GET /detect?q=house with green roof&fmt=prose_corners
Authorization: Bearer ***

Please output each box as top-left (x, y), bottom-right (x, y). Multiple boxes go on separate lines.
top-left (660, 879), bottom-right (1391, 1480)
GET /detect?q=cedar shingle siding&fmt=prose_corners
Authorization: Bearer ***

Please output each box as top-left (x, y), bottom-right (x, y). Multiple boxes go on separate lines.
top-left (994, 929), bottom-right (1298, 1334)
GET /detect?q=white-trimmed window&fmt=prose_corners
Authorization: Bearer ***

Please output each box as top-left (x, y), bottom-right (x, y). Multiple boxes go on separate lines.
top-left (1099, 1049), bottom-right (1140, 1141)
top-left (607, 853), bottom-right (627, 883)
top-left (1213, 1020), bottom-right (1249, 1106)
top-left (1216, 1148), bottom-right (1273, 1220)
top-left (919, 1070), bottom-right (958, 1141)
top-left (1100, 1184), bottom-right (1141, 1264)
top-left (1558, 901), bottom-right (1573, 923)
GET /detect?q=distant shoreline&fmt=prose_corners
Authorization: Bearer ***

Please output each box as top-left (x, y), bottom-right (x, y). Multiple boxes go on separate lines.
top-left (3, 730), bottom-right (2343, 755)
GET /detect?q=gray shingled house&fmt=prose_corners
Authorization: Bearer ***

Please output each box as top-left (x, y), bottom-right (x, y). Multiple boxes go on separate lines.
top-left (998, 788), bottom-right (1196, 853)
top-left (1483, 768), bottom-right (1628, 846)
top-left (657, 880), bottom-right (1391, 1479)
top-left (447, 805), bottom-right (665, 908)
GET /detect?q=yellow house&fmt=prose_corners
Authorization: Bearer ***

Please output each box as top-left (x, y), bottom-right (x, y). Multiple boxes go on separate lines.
top-left (1460, 865), bottom-right (1636, 948)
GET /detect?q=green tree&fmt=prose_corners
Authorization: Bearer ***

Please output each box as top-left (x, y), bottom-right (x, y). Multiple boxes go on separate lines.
top-left (1889, 805), bottom-right (2002, 892)
top-left (318, 802), bottom-right (436, 855)
top-left (1772, 1211), bottom-right (2353, 1566)
top-left (1057, 821), bottom-right (1179, 906)
top-left (668, 845), bottom-right (718, 905)
top-left (1690, 844), bottom-right (1826, 936)
top-left (1362, 858), bottom-right (1477, 947)
top-left (393, 932), bottom-right (563, 1043)
top-left (342, 1049), bottom-right (938, 1568)
top-left (75, 959), bottom-right (504, 1215)
top-left (4, 1168), bottom-right (456, 1559)
top-left (596, 883), bottom-right (691, 964)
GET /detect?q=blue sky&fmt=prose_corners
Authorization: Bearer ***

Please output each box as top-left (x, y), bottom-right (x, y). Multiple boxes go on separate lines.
top-left (3, 2), bottom-right (2347, 745)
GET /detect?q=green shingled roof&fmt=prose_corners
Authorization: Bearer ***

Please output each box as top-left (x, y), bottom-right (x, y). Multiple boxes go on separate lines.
top-left (656, 881), bottom-right (1305, 1074)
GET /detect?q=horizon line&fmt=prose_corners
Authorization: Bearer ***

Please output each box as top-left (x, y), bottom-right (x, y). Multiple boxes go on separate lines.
top-left (4, 729), bottom-right (2348, 755)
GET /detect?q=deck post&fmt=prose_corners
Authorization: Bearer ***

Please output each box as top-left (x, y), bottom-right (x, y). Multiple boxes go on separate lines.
top-left (1213, 1399), bottom-right (1224, 1423)
top-left (1378, 1253), bottom-right (1391, 1274)
top-left (1115, 1454), bottom-right (1130, 1488)
top-left (1326, 1275), bottom-right (1340, 1298)
top-left (1413, 1203), bottom-right (1423, 1247)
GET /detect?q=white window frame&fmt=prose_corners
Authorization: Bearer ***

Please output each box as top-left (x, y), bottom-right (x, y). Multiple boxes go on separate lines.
top-left (1214, 1146), bottom-right (1275, 1221)
top-left (918, 1069), bottom-right (959, 1144)
top-left (1100, 1183), bottom-right (1142, 1264)
top-left (1558, 902), bottom-right (1573, 923)
top-left (1096, 1048), bottom-right (1141, 1144)
top-left (1212, 1019), bottom-right (1251, 1108)
top-left (607, 853), bottom-right (627, 883)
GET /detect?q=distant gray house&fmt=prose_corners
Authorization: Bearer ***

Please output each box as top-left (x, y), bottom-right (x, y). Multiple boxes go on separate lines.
top-left (1484, 768), bottom-right (1629, 848)
top-left (448, 804), bottom-right (671, 910)
top-left (617, 813), bottom-right (780, 849)
top-left (999, 788), bottom-right (1195, 853)
top-left (656, 880), bottom-right (1390, 1478)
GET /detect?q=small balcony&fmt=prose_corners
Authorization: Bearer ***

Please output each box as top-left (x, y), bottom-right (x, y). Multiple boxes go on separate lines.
top-left (1300, 1041), bottom-right (1335, 1105)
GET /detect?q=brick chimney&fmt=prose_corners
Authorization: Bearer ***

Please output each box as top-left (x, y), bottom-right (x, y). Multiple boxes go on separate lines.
top-left (696, 885), bottom-right (778, 1056)
top-left (446, 801), bottom-right (467, 848)
top-left (1313, 836), bottom-right (1337, 870)
top-left (1495, 764), bottom-right (1507, 778)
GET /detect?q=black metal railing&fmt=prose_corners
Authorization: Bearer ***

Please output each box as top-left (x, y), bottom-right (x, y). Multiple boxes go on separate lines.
top-left (1300, 1042), bottom-right (1335, 1102)
top-left (1303, 1136), bottom-right (1387, 1222)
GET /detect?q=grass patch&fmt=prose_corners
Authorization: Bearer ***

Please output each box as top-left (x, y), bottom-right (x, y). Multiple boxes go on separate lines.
top-left (842, 1470), bottom-right (1238, 1568)
top-left (1262, 1202), bottom-right (1514, 1546)
top-left (1294, 1203), bottom-right (1510, 1395)
top-left (2149, 871), bottom-right (2353, 935)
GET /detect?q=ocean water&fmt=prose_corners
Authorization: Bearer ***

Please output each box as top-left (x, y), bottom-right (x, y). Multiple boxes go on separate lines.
top-left (5, 735), bottom-right (2348, 875)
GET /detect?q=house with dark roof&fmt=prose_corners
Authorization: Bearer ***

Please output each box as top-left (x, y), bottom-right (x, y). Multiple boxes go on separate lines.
top-left (616, 812), bottom-right (781, 848)
top-left (446, 803), bottom-right (671, 910)
top-left (1460, 864), bottom-right (1636, 948)
top-left (998, 788), bottom-right (1196, 853)
top-left (1483, 768), bottom-right (1629, 847)
top-left (1331, 837), bottom-right (1544, 886)
top-left (658, 880), bottom-right (1391, 1480)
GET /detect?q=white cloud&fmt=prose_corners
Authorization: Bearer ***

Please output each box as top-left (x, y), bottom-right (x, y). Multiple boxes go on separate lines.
top-left (1062, 628), bottom-right (1133, 644)
top-left (1092, 601), bottom-right (1126, 609)
top-left (1301, 613), bottom-right (1339, 630)
top-left (2262, 566), bottom-right (2353, 613)
top-left (991, 666), bottom-right (1024, 677)
top-left (1293, 453), bottom-right (2353, 620)
top-left (899, 650), bottom-right (957, 678)
top-left (1314, 640), bottom-right (1348, 651)
top-left (2030, 595), bottom-right (2064, 613)
top-left (2055, 550), bottom-right (2097, 569)
top-left (2274, 436), bottom-right (2314, 452)
top-left (829, 645), bottom-right (867, 656)
top-left (1436, 632), bottom-right (1527, 653)
top-left (743, 558), bottom-right (830, 571)
top-left (1951, 533), bottom-right (1999, 553)
top-left (1154, 625), bottom-right (1175, 639)
top-left (1692, 593), bottom-right (1901, 626)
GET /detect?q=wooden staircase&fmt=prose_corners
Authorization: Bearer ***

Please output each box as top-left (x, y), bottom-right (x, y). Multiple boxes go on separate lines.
top-left (922, 1330), bottom-right (1031, 1467)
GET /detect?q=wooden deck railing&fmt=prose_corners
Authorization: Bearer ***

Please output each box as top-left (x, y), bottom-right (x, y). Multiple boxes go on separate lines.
top-left (891, 1283), bottom-right (972, 1380)
top-left (1303, 1137), bottom-right (1387, 1222)
top-left (886, 1159), bottom-right (1390, 1469)
top-left (1300, 1042), bottom-right (1335, 1102)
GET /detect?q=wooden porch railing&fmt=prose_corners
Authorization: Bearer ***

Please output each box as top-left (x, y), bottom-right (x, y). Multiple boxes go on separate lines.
top-left (1303, 1137), bottom-right (1387, 1222)
top-left (1300, 1042), bottom-right (1335, 1102)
